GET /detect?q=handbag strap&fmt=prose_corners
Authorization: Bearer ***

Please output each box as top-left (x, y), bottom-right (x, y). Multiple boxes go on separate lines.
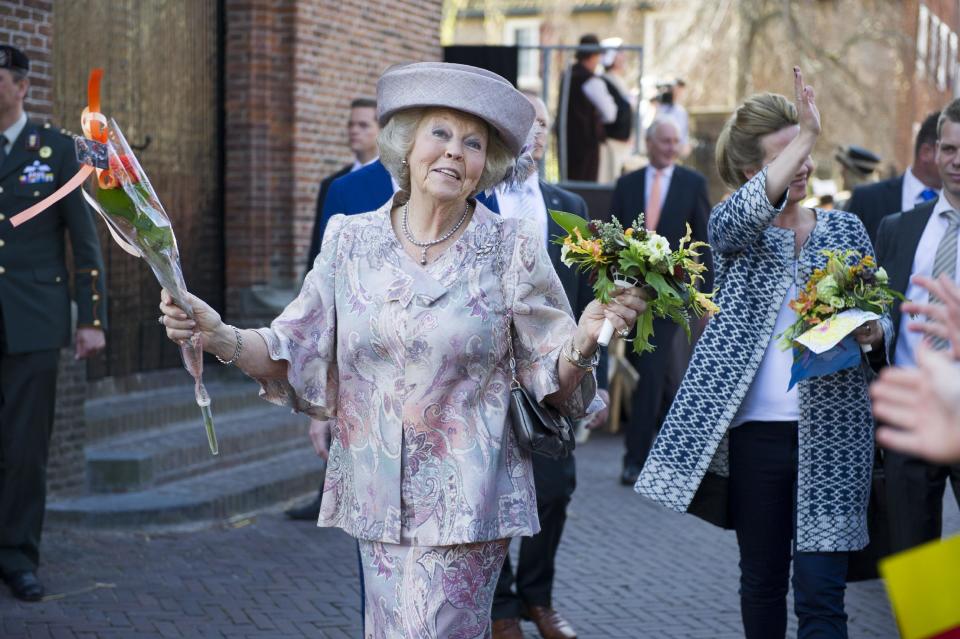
top-left (494, 219), bottom-right (521, 389)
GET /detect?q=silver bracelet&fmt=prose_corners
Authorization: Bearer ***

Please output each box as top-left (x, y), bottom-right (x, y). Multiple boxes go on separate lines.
top-left (215, 325), bottom-right (243, 365)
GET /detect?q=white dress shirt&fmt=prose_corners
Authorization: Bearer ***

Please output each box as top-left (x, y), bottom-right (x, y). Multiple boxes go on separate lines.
top-left (895, 193), bottom-right (960, 368)
top-left (644, 163), bottom-right (675, 214)
top-left (582, 76), bottom-right (618, 124)
top-left (497, 173), bottom-right (548, 246)
top-left (1, 111), bottom-right (27, 155)
top-left (901, 166), bottom-right (935, 212)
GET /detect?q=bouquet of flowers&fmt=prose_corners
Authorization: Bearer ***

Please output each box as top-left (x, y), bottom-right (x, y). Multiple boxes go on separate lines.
top-left (550, 210), bottom-right (717, 354)
top-left (10, 69), bottom-right (218, 455)
top-left (778, 249), bottom-right (902, 389)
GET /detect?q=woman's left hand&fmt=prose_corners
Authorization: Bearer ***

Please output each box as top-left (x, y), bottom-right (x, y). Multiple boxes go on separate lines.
top-left (574, 287), bottom-right (649, 353)
top-left (852, 319), bottom-right (883, 348)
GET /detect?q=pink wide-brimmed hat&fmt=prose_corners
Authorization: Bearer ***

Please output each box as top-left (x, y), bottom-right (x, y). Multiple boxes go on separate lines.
top-left (377, 61), bottom-right (535, 157)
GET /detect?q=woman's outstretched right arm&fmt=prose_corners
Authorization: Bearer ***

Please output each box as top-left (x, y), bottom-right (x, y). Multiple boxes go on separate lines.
top-left (159, 289), bottom-right (287, 380)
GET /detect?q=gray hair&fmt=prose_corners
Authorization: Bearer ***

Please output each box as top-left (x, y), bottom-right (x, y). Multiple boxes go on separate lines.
top-left (378, 107), bottom-right (515, 196)
top-left (645, 116), bottom-right (680, 140)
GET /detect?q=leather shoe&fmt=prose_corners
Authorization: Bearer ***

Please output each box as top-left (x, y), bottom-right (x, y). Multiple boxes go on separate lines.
top-left (620, 464), bottom-right (642, 486)
top-left (3, 570), bottom-right (44, 602)
top-left (526, 606), bottom-right (577, 639)
top-left (492, 617), bottom-right (525, 639)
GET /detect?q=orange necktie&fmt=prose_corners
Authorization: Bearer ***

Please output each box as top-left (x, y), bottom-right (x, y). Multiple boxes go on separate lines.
top-left (646, 168), bottom-right (663, 231)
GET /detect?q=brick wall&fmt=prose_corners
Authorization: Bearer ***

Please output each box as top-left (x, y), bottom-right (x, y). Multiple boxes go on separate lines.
top-left (0, 0), bottom-right (53, 119)
top-left (224, 0), bottom-right (442, 323)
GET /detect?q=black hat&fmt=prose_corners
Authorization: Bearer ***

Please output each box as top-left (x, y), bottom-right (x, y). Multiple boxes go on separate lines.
top-left (0, 46), bottom-right (29, 74)
top-left (576, 34), bottom-right (601, 61)
top-left (835, 145), bottom-right (881, 176)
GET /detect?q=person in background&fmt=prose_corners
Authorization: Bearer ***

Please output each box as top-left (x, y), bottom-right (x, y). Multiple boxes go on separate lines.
top-left (610, 117), bottom-right (712, 486)
top-left (558, 34), bottom-right (617, 182)
top-left (873, 101), bottom-right (960, 554)
top-left (655, 79), bottom-right (690, 157)
top-left (0, 45), bottom-right (108, 602)
top-left (844, 112), bottom-right (941, 244)
top-left (598, 43), bottom-right (635, 184)
top-left (304, 98), bottom-right (380, 270)
top-left (491, 93), bottom-right (607, 639)
top-left (832, 144), bottom-right (881, 211)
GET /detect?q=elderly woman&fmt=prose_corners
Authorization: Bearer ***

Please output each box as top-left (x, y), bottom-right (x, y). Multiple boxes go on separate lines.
top-left (635, 68), bottom-right (892, 638)
top-left (159, 62), bottom-right (645, 638)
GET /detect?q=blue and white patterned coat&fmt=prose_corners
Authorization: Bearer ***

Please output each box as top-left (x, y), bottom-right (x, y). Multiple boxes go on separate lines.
top-left (635, 168), bottom-right (893, 552)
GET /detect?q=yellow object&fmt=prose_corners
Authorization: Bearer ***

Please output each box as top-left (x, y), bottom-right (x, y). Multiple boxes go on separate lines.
top-left (880, 533), bottom-right (960, 639)
top-left (39, 146), bottom-right (52, 159)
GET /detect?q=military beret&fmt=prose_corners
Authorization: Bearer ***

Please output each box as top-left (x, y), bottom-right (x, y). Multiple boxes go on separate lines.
top-left (835, 145), bottom-right (881, 176)
top-left (0, 45), bottom-right (29, 74)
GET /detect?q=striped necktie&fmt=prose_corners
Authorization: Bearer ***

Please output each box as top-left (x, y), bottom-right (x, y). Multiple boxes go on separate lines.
top-left (929, 208), bottom-right (960, 349)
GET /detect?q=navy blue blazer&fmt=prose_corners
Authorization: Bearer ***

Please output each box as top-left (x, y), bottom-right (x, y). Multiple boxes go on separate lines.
top-left (844, 175), bottom-right (904, 246)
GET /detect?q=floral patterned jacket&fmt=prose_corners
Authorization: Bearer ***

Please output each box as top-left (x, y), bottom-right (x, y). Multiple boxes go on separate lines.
top-left (255, 195), bottom-right (597, 546)
top-left (635, 168), bottom-right (893, 552)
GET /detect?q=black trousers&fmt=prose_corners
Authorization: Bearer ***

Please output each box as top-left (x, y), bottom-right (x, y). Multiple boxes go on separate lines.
top-left (492, 452), bottom-right (576, 619)
top-left (0, 346), bottom-right (60, 574)
top-left (729, 422), bottom-right (849, 639)
top-left (623, 320), bottom-right (685, 469)
top-left (884, 450), bottom-right (960, 554)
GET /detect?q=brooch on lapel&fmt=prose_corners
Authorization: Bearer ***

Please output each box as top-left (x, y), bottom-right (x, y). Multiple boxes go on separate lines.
top-left (19, 160), bottom-right (55, 185)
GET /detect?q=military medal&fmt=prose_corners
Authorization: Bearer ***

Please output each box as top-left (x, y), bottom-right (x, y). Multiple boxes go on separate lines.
top-left (39, 146), bottom-right (52, 159)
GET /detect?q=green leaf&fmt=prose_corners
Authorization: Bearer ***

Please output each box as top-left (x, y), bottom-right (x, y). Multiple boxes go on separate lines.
top-left (633, 310), bottom-right (655, 354)
top-left (593, 267), bottom-right (616, 304)
top-left (549, 209), bottom-right (590, 237)
top-left (644, 271), bottom-right (682, 302)
top-left (95, 187), bottom-right (138, 224)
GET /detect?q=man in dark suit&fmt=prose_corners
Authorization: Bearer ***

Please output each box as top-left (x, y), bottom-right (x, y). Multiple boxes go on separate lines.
top-left (875, 101), bottom-right (960, 554)
top-left (492, 94), bottom-right (603, 639)
top-left (0, 46), bottom-right (107, 601)
top-left (304, 98), bottom-right (380, 269)
top-left (845, 111), bottom-right (941, 244)
top-left (610, 117), bottom-right (712, 486)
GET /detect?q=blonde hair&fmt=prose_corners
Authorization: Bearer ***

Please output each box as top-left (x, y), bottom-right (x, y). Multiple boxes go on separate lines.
top-left (715, 93), bottom-right (798, 190)
top-left (378, 107), bottom-right (515, 196)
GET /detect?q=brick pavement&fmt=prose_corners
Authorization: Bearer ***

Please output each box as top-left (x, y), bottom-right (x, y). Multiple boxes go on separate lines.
top-left (2, 433), bottom-right (957, 638)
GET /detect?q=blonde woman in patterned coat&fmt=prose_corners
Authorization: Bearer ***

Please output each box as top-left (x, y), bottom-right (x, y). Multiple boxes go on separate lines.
top-left (636, 68), bottom-right (892, 638)
top-left (158, 62), bottom-right (647, 639)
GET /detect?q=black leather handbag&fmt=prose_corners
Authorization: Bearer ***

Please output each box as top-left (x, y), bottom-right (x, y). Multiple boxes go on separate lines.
top-left (505, 320), bottom-right (576, 460)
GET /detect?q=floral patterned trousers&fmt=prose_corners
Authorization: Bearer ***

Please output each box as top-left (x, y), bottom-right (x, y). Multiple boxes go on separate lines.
top-left (359, 538), bottom-right (510, 639)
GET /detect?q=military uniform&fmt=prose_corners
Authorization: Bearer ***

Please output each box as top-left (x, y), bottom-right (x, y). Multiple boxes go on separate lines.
top-left (0, 117), bottom-right (107, 576)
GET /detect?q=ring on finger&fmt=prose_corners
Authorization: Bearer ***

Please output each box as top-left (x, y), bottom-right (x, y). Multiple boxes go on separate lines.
top-left (618, 328), bottom-right (630, 338)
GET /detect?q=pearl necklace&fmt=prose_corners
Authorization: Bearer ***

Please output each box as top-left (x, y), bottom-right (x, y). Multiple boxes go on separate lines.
top-left (401, 200), bottom-right (471, 265)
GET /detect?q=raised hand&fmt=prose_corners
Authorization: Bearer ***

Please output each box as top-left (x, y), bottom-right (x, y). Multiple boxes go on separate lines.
top-left (872, 346), bottom-right (960, 463)
top-left (793, 66), bottom-right (821, 138)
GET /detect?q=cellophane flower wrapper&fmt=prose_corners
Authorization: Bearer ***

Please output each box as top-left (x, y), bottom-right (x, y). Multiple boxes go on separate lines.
top-left (87, 119), bottom-right (218, 455)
